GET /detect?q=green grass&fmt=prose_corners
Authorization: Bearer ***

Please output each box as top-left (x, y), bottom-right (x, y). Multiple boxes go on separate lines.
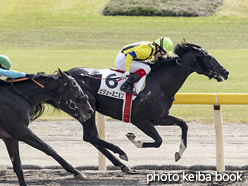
top-left (218, 0), bottom-right (248, 18)
top-left (0, 0), bottom-right (248, 122)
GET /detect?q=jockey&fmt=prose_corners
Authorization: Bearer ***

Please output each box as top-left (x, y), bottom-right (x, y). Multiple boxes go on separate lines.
top-left (115, 37), bottom-right (173, 94)
top-left (0, 55), bottom-right (35, 79)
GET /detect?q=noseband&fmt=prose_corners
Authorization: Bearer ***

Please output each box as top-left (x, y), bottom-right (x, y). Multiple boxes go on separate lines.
top-left (175, 49), bottom-right (220, 80)
top-left (57, 78), bottom-right (89, 117)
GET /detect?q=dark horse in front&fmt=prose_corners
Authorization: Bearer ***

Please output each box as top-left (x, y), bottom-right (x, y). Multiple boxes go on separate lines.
top-left (68, 40), bottom-right (229, 172)
top-left (0, 69), bottom-right (93, 186)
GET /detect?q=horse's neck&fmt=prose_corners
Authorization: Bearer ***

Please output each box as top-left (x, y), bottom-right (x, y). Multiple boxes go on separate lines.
top-left (156, 55), bottom-right (194, 96)
top-left (10, 80), bottom-right (57, 106)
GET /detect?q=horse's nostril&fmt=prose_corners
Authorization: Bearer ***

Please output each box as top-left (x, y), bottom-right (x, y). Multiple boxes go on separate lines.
top-left (88, 109), bottom-right (94, 114)
top-left (224, 71), bottom-right (229, 75)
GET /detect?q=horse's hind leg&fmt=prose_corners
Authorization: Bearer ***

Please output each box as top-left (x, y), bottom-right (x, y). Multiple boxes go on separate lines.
top-left (15, 127), bottom-right (87, 180)
top-left (128, 120), bottom-right (163, 148)
top-left (3, 138), bottom-right (26, 186)
top-left (154, 115), bottom-right (188, 162)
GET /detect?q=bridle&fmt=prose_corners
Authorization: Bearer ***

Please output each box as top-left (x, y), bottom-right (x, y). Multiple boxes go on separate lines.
top-left (56, 77), bottom-right (89, 117)
top-left (175, 48), bottom-right (220, 80)
top-left (10, 76), bottom-right (89, 117)
top-left (155, 48), bottom-right (221, 102)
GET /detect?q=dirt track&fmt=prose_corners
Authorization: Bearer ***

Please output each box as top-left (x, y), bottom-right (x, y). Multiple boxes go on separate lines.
top-left (0, 120), bottom-right (248, 185)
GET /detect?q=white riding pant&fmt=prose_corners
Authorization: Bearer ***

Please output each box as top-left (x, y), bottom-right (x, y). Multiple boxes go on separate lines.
top-left (115, 52), bottom-right (151, 74)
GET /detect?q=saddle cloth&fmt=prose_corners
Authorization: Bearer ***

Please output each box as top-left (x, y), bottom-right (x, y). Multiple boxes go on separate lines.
top-left (97, 68), bottom-right (146, 122)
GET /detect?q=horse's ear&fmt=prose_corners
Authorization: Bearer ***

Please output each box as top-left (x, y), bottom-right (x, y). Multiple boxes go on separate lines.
top-left (182, 38), bottom-right (187, 44)
top-left (58, 68), bottom-right (69, 80)
top-left (58, 68), bottom-right (62, 75)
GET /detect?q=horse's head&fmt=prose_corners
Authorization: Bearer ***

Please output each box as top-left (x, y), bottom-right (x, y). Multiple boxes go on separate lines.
top-left (54, 69), bottom-right (94, 122)
top-left (174, 41), bottom-right (229, 82)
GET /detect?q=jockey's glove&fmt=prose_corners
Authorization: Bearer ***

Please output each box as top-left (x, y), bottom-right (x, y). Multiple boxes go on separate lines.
top-left (26, 73), bottom-right (36, 79)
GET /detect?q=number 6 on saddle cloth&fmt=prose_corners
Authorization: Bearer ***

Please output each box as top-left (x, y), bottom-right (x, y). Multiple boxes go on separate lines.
top-left (82, 68), bottom-right (146, 122)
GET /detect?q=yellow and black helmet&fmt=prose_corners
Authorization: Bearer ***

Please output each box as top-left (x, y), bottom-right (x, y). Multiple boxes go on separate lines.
top-left (155, 37), bottom-right (173, 55)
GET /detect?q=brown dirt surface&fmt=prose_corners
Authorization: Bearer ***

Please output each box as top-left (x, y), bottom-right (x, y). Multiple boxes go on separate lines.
top-left (0, 120), bottom-right (248, 185)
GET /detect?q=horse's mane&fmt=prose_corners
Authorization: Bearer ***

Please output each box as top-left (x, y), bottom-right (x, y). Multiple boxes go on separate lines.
top-left (29, 72), bottom-right (61, 121)
top-left (174, 39), bottom-right (202, 58)
top-left (30, 103), bottom-right (45, 121)
top-left (33, 72), bottom-right (58, 80)
top-left (30, 102), bottom-right (60, 122)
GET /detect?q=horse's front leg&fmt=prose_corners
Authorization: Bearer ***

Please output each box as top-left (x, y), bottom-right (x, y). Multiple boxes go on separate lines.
top-left (14, 126), bottom-right (87, 180)
top-left (82, 120), bottom-right (132, 173)
top-left (154, 115), bottom-right (188, 162)
top-left (3, 138), bottom-right (26, 186)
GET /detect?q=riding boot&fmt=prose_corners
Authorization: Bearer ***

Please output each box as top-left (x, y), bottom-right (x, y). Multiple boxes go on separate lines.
top-left (120, 69), bottom-right (146, 94)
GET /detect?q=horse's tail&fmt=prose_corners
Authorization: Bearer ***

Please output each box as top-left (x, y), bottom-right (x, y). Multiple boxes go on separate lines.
top-left (29, 103), bottom-right (45, 122)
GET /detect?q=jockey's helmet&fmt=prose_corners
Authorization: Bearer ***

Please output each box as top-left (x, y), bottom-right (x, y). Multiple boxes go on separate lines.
top-left (0, 55), bottom-right (11, 70)
top-left (155, 37), bottom-right (173, 55)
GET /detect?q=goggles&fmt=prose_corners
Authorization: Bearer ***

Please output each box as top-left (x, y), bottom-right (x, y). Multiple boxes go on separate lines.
top-left (159, 47), bottom-right (167, 55)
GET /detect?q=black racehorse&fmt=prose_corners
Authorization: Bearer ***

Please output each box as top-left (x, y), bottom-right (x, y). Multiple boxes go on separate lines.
top-left (68, 40), bottom-right (229, 172)
top-left (0, 69), bottom-right (93, 186)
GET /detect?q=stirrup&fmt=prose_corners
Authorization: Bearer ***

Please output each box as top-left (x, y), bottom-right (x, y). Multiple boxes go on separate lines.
top-left (120, 84), bottom-right (135, 94)
top-left (120, 87), bottom-right (135, 94)
top-left (124, 89), bottom-right (135, 94)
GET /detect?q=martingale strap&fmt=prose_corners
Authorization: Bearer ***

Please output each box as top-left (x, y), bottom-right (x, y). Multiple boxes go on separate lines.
top-left (6, 78), bottom-right (44, 88)
top-left (6, 77), bottom-right (29, 83)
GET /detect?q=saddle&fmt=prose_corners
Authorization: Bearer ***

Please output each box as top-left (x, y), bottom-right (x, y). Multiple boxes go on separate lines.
top-left (97, 68), bottom-right (146, 100)
top-left (97, 68), bottom-right (147, 123)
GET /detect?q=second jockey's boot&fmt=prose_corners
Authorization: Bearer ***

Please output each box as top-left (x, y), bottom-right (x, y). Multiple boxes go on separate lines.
top-left (120, 69), bottom-right (146, 94)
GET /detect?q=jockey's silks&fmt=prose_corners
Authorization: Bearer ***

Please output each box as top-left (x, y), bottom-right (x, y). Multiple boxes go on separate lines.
top-left (121, 42), bottom-right (155, 71)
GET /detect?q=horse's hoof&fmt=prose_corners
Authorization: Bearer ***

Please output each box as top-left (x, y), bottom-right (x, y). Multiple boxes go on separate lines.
top-left (121, 165), bottom-right (132, 173)
top-left (75, 172), bottom-right (87, 180)
top-left (175, 152), bottom-right (181, 162)
top-left (126, 169), bottom-right (138, 174)
top-left (126, 132), bottom-right (136, 141)
top-left (120, 154), bottom-right (128, 161)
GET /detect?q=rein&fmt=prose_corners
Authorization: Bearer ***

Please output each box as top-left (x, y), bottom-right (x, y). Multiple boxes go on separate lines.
top-left (175, 51), bottom-right (220, 80)
top-left (155, 49), bottom-right (220, 102)
top-left (155, 71), bottom-right (176, 101)
top-left (9, 77), bottom-right (87, 117)
top-left (7, 78), bottom-right (43, 108)
top-left (81, 74), bottom-right (122, 82)
top-left (10, 82), bottom-right (34, 108)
